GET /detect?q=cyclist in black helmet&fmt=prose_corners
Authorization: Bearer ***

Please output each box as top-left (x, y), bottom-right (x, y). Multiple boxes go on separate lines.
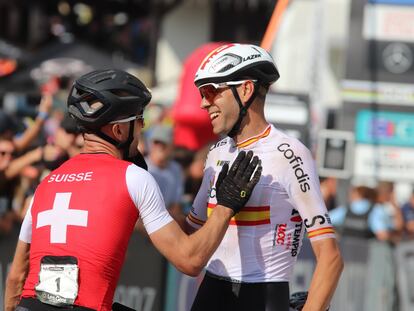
top-left (5, 69), bottom-right (263, 311)
top-left (186, 44), bottom-right (343, 311)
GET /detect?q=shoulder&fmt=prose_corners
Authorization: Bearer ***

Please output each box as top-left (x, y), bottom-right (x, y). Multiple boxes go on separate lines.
top-left (270, 130), bottom-right (314, 170)
top-left (274, 132), bottom-right (311, 159)
top-left (126, 164), bottom-right (158, 188)
top-left (370, 204), bottom-right (388, 219)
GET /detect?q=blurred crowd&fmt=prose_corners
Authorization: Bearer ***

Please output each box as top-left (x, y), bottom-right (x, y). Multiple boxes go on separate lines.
top-left (320, 176), bottom-right (414, 243)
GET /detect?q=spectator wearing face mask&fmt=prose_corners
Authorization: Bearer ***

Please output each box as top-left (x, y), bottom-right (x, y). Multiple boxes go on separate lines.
top-left (146, 125), bottom-right (185, 223)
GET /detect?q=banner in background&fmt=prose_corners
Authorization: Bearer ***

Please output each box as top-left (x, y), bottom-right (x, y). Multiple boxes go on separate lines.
top-left (355, 110), bottom-right (414, 147)
top-left (343, 0), bottom-right (414, 105)
top-left (354, 144), bottom-right (414, 181)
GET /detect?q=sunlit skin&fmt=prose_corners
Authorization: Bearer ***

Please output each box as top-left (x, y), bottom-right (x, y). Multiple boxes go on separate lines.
top-left (200, 80), bottom-right (268, 144)
top-left (82, 112), bottom-right (144, 158)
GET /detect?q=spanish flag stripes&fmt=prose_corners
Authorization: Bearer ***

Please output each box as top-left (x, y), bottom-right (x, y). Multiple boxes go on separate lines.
top-left (307, 227), bottom-right (336, 239)
top-left (207, 203), bottom-right (270, 226)
top-left (236, 125), bottom-right (271, 148)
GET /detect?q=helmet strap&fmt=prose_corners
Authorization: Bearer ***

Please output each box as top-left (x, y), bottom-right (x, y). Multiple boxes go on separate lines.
top-left (93, 120), bottom-right (136, 160)
top-left (227, 84), bottom-right (258, 138)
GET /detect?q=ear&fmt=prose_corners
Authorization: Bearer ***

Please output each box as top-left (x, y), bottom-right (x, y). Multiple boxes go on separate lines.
top-left (111, 123), bottom-right (124, 141)
top-left (241, 80), bottom-right (255, 102)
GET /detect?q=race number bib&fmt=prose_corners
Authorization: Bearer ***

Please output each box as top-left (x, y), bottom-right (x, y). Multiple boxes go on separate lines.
top-left (35, 256), bottom-right (79, 307)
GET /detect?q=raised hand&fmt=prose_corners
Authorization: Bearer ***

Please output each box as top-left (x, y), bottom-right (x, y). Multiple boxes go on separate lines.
top-left (215, 150), bottom-right (262, 215)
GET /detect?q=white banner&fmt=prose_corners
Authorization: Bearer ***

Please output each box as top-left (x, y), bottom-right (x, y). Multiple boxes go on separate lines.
top-left (363, 4), bottom-right (414, 42)
top-left (354, 144), bottom-right (414, 181)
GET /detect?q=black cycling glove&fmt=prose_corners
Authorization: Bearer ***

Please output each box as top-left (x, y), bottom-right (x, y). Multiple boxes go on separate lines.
top-left (215, 150), bottom-right (262, 215)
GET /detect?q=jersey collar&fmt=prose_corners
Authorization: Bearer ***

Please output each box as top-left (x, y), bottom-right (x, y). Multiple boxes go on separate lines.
top-left (236, 124), bottom-right (271, 148)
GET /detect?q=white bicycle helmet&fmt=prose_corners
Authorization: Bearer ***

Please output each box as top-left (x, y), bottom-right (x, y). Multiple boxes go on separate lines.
top-left (194, 43), bottom-right (279, 137)
top-left (194, 43), bottom-right (279, 87)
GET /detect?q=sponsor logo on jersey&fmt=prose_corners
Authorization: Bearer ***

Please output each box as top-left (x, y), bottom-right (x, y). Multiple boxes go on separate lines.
top-left (277, 143), bottom-right (310, 193)
top-left (273, 223), bottom-right (287, 246)
top-left (210, 140), bottom-right (227, 151)
top-left (290, 209), bottom-right (303, 257)
top-left (304, 213), bottom-right (332, 229)
top-left (208, 175), bottom-right (216, 198)
top-left (216, 160), bottom-right (230, 167)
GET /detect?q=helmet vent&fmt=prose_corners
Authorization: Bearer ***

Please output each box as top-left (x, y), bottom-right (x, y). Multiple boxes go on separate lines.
top-left (88, 70), bottom-right (116, 84)
top-left (109, 90), bottom-right (132, 97)
top-left (79, 101), bottom-right (104, 116)
top-left (218, 64), bottom-right (236, 73)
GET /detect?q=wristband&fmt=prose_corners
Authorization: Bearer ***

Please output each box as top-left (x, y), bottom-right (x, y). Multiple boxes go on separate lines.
top-left (37, 111), bottom-right (49, 121)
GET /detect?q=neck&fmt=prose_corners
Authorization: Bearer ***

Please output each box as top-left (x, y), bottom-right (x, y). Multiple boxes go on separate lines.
top-left (232, 115), bottom-right (269, 145)
top-left (81, 133), bottom-right (122, 159)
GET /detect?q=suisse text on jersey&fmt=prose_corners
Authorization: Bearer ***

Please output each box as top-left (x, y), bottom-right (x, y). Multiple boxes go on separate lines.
top-left (47, 172), bottom-right (93, 183)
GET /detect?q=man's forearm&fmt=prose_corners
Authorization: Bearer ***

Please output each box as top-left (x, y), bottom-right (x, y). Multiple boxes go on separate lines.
top-left (182, 205), bottom-right (233, 273)
top-left (304, 241), bottom-right (343, 311)
top-left (5, 240), bottom-right (30, 311)
top-left (5, 276), bottom-right (24, 311)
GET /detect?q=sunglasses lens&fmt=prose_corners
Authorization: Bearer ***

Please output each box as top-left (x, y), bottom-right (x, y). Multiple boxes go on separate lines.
top-left (199, 84), bottom-right (219, 100)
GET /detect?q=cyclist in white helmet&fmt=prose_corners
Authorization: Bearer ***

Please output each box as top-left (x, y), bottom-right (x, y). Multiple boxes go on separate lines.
top-left (186, 44), bottom-right (344, 311)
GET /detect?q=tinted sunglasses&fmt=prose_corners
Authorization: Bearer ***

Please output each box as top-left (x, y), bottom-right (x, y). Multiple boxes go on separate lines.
top-left (110, 114), bottom-right (145, 127)
top-left (198, 80), bottom-right (257, 101)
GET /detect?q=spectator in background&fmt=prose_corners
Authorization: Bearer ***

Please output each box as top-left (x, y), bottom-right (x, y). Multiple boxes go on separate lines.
top-left (329, 186), bottom-right (378, 240)
top-left (0, 94), bottom-right (52, 153)
top-left (0, 138), bottom-right (43, 237)
top-left (12, 114), bottom-right (84, 226)
top-left (173, 144), bottom-right (210, 215)
top-left (330, 185), bottom-right (404, 242)
top-left (401, 189), bottom-right (414, 239)
top-left (376, 181), bottom-right (404, 243)
top-left (319, 176), bottom-right (337, 211)
top-left (40, 113), bottom-right (83, 178)
top-left (146, 125), bottom-right (185, 222)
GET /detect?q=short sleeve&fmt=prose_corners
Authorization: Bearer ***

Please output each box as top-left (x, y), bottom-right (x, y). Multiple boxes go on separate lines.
top-left (126, 164), bottom-right (173, 235)
top-left (369, 204), bottom-right (392, 233)
top-left (277, 140), bottom-right (336, 241)
top-left (19, 196), bottom-right (34, 243)
top-left (186, 151), bottom-right (215, 229)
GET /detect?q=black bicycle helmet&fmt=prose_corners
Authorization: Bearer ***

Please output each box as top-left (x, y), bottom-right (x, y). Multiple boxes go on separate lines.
top-left (67, 69), bottom-right (151, 131)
